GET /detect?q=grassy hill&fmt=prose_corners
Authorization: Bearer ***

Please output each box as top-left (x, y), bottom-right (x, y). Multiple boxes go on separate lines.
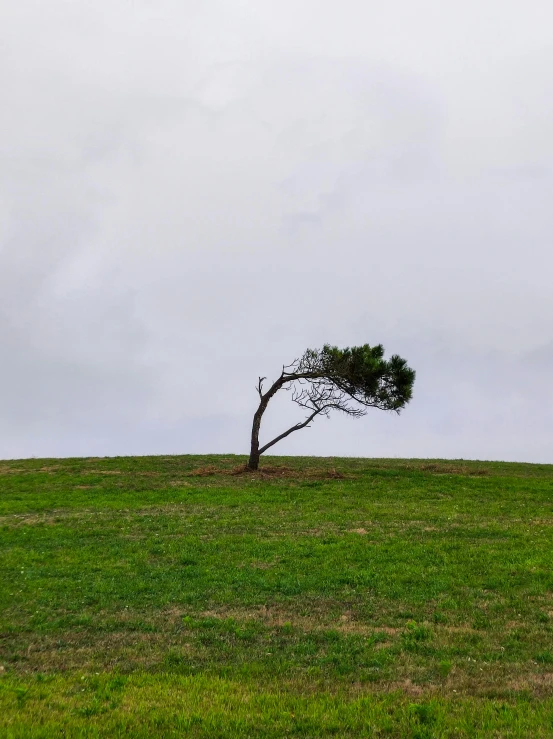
top-left (1, 454), bottom-right (553, 737)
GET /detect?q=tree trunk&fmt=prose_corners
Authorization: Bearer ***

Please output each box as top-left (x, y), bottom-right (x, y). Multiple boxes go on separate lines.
top-left (247, 450), bottom-right (260, 470)
top-left (246, 373), bottom-right (291, 470)
top-left (247, 408), bottom-right (263, 470)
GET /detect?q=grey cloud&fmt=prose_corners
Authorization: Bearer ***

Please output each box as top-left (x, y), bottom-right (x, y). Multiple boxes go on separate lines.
top-left (0, 0), bottom-right (551, 462)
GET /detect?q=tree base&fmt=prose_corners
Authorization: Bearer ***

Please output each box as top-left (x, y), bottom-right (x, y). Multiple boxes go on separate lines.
top-left (246, 449), bottom-right (260, 470)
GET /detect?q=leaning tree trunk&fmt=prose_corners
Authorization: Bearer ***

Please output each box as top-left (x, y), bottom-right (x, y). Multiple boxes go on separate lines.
top-left (247, 406), bottom-right (264, 470)
top-left (246, 371), bottom-right (317, 470)
top-left (247, 377), bottom-right (285, 470)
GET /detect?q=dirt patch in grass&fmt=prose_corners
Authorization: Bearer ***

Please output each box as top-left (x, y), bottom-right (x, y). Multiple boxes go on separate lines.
top-left (366, 462), bottom-right (490, 476)
top-left (529, 519), bottom-right (553, 527)
top-left (0, 513), bottom-right (66, 527)
top-left (231, 465), bottom-right (295, 477)
top-left (2, 630), bottom-right (194, 674)
top-left (417, 463), bottom-right (489, 476)
top-left (442, 625), bottom-right (479, 635)
top-left (242, 465), bottom-right (345, 480)
top-left (386, 679), bottom-right (429, 696)
top-left (250, 561), bottom-right (275, 570)
top-left (185, 465), bottom-right (226, 477)
top-left (185, 460), bottom-right (489, 480)
top-left (196, 606), bottom-right (390, 635)
top-left (5, 608), bottom-right (553, 697)
top-left (186, 464), bottom-right (347, 480)
top-left (507, 672), bottom-right (553, 696)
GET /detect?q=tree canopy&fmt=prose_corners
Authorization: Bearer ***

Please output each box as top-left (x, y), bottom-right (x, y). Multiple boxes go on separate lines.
top-left (247, 344), bottom-right (415, 470)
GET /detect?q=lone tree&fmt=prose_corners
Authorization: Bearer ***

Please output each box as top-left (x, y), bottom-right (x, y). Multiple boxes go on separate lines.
top-left (247, 344), bottom-right (415, 470)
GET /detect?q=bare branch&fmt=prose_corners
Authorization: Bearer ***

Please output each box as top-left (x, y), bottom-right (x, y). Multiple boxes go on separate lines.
top-left (258, 408), bottom-right (323, 455)
top-left (257, 377), bottom-right (266, 398)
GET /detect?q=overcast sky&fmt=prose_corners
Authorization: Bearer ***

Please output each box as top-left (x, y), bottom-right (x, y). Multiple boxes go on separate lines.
top-left (1, 0), bottom-right (552, 462)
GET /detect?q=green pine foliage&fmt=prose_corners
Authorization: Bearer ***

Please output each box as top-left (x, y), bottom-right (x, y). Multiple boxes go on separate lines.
top-left (305, 344), bottom-right (416, 412)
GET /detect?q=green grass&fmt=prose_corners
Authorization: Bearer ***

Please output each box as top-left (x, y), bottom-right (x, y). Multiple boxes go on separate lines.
top-left (1, 454), bottom-right (553, 737)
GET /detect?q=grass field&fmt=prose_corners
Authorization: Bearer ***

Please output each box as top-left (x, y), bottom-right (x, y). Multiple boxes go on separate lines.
top-left (1, 454), bottom-right (553, 737)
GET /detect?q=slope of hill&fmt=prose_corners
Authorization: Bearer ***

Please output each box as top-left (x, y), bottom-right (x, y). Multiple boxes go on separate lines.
top-left (1, 455), bottom-right (553, 737)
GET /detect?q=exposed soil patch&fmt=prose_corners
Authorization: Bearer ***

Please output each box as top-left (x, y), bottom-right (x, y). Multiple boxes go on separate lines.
top-left (187, 461), bottom-right (490, 480)
top-left (507, 672), bottom-right (553, 696)
top-left (1, 630), bottom-right (194, 674)
top-left (232, 465), bottom-right (297, 477)
top-left (186, 465), bottom-right (225, 477)
top-left (249, 561), bottom-right (275, 570)
top-left (416, 463), bottom-right (489, 476)
top-left (367, 462), bottom-right (490, 476)
top-left (386, 679), bottom-right (428, 696)
top-left (187, 464), bottom-right (347, 480)
top-left (325, 468), bottom-right (346, 479)
top-left (196, 606), bottom-right (389, 635)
